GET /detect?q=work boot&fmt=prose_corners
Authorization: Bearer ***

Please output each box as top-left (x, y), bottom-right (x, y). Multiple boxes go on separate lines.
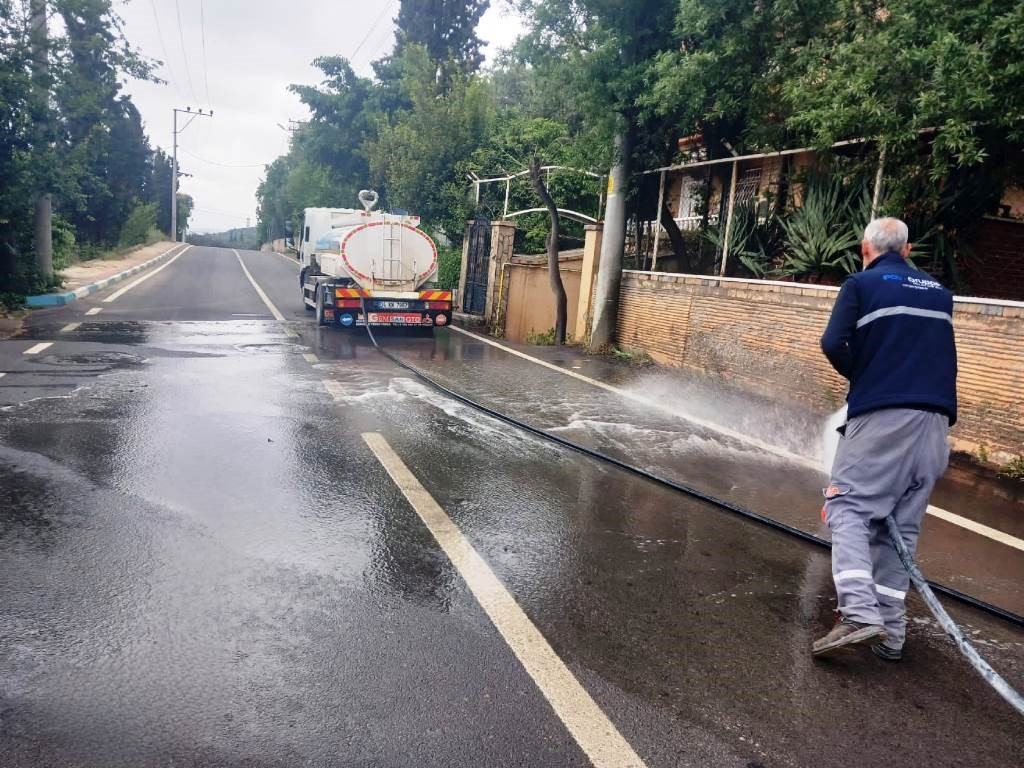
top-left (871, 642), bottom-right (903, 662)
top-left (812, 618), bottom-right (887, 657)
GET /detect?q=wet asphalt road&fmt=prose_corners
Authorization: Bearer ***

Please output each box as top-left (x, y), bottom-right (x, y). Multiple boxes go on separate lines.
top-left (0, 246), bottom-right (1021, 767)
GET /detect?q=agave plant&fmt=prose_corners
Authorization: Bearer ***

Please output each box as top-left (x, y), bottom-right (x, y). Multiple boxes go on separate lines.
top-left (780, 175), bottom-right (872, 281)
top-left (704, 201), bottom-right (783, 278)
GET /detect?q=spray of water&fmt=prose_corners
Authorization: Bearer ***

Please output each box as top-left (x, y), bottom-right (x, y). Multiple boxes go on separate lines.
top-left (821, 406), bottom-right (848, 473)
top-left (617, 372), bottom-right (840, 473)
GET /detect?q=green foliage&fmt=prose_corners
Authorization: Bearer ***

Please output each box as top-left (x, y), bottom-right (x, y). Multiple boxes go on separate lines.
top-left (435, 245), bottom-right (461, 290)
top-left (524, 327), bottom-right (557, 345)
top-left (52, 214), bottom-right (77, 270)
top-left (779, 175), bottom-right (871, 281)
top-left (0, 0), bottom-right (175, 298)
top-left (118, 203), bottom-right (158, 248)
top-left (611, 345), bottom-right (654, 366)
top-left (394, 0), bottom-right (490, 87)
top-left (0, 292), bottom-right (25, 311)
top-left (782, 1), bottom-right (1024, 180)
top-left (369, 45), bottom-right (495, 238)
top-left (1000, 456), bottom-right (1024, 481)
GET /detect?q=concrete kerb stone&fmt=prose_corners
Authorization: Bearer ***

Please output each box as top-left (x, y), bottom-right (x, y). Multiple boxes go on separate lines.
top-left (25, 244), bottom-right (184, 307)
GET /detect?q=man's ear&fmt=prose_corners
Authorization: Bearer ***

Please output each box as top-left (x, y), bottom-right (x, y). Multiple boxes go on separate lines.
top-left (902, 242), bottom-right (912, 258)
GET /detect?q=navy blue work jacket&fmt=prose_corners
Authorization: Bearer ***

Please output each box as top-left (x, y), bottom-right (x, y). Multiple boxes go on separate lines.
top-left (820, 252), bottom-right (958, 425)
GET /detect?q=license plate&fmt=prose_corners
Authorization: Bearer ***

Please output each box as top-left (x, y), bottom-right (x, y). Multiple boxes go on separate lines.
top-left (377, 301), bottom-right (410, 310)
top-left (367, 312), bottom-right (422, 324)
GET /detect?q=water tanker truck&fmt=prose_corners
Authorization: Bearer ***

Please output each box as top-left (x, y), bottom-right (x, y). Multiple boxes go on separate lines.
top-left (299, 190), bottom-right (452, 330)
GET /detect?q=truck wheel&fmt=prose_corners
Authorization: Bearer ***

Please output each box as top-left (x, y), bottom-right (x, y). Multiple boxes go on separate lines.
top-left (315, 285), bottom-right (328, 326)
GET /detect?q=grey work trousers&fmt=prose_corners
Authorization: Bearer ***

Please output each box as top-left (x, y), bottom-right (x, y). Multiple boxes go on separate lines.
top-left (824, 408), bottom-right (950, 649)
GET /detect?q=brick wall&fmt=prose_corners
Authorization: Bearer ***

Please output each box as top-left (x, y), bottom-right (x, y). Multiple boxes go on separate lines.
top-left (615, 271), bottom-right (1024, 463)
top-left (963, 217), bottom-right (1024, 301)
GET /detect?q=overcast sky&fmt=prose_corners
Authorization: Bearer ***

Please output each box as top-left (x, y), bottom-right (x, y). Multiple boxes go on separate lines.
top-left (117, 1), bottom-right (523, 233)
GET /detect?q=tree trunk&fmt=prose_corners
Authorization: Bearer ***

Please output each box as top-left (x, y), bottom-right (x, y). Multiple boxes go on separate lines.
top-left (529, 156), bottom-right (567, 345)
top-left (659, 199), bottom-right (689, 270)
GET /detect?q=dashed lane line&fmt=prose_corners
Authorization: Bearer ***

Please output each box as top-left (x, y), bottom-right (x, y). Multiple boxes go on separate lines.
top-left (0, 372), bottom-right (6, 379)
top-left (303, 353), bottom-right (319, 364)
top-left (85, 307), bottom-right (102, 316)
top-left (448, 326), bottom-right (1024, 552)
top-left (60, 323), bottom-right (80, 333)
top-left (104, 245), bottom-right (192, 302)
top-left (361, 432), bottom-right (647, 768)
top-left (23, 342), bottom-right (53, 355)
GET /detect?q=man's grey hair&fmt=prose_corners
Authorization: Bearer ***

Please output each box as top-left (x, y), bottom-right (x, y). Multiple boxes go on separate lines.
top-left (863, 217), bottom-right (909, 254)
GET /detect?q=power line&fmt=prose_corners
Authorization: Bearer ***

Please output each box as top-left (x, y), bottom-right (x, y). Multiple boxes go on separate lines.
top-left (148, 0), bottom-right (182, 97)
top-left (173, 0), bottom-right (197, 100)
top-left (366, 22), bottom-right (397, 64)
top-left (198, 0), bottom-right (212, 107)
top-left (179, 146), bottom-right (267, 168)
top-left (350, 0), bottom-right (397, 64)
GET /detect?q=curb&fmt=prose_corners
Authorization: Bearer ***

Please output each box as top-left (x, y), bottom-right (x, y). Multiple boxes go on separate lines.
top-left (25, 243), bottom-right (185, 308)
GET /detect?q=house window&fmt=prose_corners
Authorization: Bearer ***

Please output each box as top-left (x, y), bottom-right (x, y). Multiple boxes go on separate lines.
top-left (735, 168), bottom-right (762, 204)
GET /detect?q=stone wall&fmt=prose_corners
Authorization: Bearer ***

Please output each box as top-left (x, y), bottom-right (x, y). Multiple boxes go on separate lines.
top-left (615, 271), bottom-right (1024, 463)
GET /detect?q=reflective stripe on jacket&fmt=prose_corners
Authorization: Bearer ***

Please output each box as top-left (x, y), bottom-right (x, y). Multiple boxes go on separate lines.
top-left (820, 252), bottom-right (958, 425)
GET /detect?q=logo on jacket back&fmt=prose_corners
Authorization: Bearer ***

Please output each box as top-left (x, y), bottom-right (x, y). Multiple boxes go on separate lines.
top-left (905, 275), bottom-right (942, 290)
top-left (882, 274), bottom-right (902, 282)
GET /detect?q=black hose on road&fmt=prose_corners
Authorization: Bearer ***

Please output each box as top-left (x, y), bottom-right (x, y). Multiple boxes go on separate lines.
top-left (358, 311), bottom-right (1024, 714)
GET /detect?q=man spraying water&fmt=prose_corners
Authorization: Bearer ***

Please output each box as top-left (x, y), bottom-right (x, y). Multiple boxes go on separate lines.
top-left (813, 217), bottom-right (957, 660)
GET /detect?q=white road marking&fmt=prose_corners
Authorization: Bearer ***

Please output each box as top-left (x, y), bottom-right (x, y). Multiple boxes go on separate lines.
top-left (361, 432), bottom-right (647, 768)
top-left (60, 322), bottom-right (80, 333)
top-left (449, 326), bottom-right (1023, 552)
top-left (322, 380), bottom-right (345, 400)
top-left (85, 307), bottom-right (102, 316)
top-left (0, 372), bottom-right (6, 379)
top-left (233, 249), bottom-right (286, 322)
top-left (272, 251), bottom-right (299, 268)
top-left (926, 506), bottom-right (1024, 552)
top-left (303, 353), bottom-right (319, 364)
top-left (104, 244), bottom-right (191, 302)
top-left (23, 342), bottom-right (53, 355)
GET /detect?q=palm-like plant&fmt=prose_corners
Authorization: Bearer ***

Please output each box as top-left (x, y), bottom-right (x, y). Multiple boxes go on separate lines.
top-left (780, 175), bottom-right (872, 281)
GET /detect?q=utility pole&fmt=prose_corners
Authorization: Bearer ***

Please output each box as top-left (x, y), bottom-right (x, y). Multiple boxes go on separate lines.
top-left (30, 0), bottom-right (52, 278)
top-left (171, 106), bottom-right (213, 241)
top-left (589, 129), bottom-right (632, 349)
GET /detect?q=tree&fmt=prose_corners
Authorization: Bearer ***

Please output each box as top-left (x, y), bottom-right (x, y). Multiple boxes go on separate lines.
top-left (394, 0), bottom-right (490, 88)
top-left (368, 45), bottom-right (494, 240)
top-left (55, 0), bottom-right (156, 246)
top-left (2, 0), bottom-right (166, 297)
top-left (529, 155), bottom-right (567, 344)
top-left (515, 0), bottom-right (681, 346)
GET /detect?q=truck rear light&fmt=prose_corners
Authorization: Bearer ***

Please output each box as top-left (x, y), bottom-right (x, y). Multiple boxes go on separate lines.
top-left (337, 299), bottom-right (362, 308)
top-left (426, 301), bottom-right (451, 310)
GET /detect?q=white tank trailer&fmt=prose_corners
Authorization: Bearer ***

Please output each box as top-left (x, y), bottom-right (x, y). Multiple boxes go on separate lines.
top-left (299, 191), bottom-right (452, 329)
